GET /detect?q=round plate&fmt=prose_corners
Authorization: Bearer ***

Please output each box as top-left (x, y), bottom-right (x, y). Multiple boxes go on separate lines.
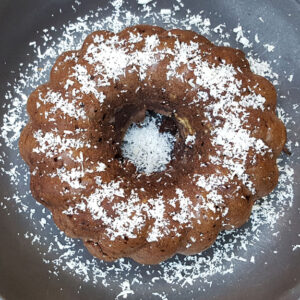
top-left (0, 0), bottom-right (299, 299)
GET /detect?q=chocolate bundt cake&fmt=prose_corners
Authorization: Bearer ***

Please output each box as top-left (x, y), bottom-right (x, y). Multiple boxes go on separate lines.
top-left (19, 25), bottom-right (286, 264)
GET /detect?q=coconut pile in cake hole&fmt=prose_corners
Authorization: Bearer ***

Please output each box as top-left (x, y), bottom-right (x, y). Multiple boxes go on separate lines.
top-left (0, 0), bottom-right (299, 299)
top-left (122, 113), bottom-right (176, 174)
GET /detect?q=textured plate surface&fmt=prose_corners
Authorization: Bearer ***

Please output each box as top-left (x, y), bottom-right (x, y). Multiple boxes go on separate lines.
top-left (0, 0), bottom-right (299, 299)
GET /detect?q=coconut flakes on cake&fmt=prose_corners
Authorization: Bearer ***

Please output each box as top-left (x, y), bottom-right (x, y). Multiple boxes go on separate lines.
top-left (0, 0), bottom-right (298, 299)
top-left (33, 130), bottom-right (91, 158)
top-left (38, 28), bottom-right (272, 242)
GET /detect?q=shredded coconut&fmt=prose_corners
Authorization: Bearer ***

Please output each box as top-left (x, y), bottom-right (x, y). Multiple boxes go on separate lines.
top-left (122, 115), bottom-right (175, 174)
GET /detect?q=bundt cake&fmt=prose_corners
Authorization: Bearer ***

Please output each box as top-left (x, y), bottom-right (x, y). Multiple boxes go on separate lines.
top-left (19, 25), bottom-right (286, 264)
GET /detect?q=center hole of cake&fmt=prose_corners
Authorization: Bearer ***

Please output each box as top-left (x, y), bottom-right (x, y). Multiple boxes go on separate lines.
top-left (121, 111), bottom-right (176, 175)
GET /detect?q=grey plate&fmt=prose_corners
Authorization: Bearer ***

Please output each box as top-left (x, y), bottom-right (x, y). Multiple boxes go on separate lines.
top-left (0, 0), bottom-right (299, 299)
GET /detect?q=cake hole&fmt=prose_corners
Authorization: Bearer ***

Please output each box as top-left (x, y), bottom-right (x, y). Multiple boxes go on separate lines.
top-left (114, 153), bottom-right (122, 160)
top-left (121, 111), bottom-right (176, 175)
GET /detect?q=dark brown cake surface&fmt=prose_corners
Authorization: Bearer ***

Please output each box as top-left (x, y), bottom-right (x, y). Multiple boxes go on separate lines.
top-left (19, 25), bottom-right (286, 264)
